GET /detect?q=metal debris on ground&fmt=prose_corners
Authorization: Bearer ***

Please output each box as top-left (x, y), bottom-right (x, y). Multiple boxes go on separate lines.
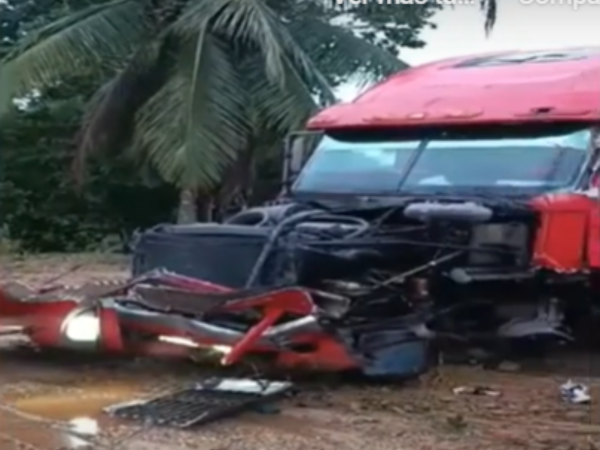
top-left (104, 378), bottom-right (292, 428)
top-left (452, 385), bottom-right (501, 397)
top-left (560, 380), bottom-right (591, 404)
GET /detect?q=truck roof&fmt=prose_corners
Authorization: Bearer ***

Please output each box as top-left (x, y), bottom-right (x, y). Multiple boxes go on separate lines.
top-left (307, 47), bottom-right (600, 130)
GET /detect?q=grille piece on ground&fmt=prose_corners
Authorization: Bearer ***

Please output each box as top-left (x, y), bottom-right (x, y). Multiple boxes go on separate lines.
top-left (105, 378), bottom-right (292, 428)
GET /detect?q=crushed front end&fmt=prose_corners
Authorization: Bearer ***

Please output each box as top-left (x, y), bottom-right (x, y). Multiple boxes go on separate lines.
top-left (1, 124), bottom-right (597, 375)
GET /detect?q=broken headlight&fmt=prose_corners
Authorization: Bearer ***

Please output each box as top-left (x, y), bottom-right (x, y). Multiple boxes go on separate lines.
top-left (61, 307), bottom-right (101, 343)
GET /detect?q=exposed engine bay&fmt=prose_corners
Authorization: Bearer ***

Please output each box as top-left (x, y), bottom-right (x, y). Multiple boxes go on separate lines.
top-left (173, 198), bottom-right (576, 357)
top-left (0, 197), bottom-right (591, 375)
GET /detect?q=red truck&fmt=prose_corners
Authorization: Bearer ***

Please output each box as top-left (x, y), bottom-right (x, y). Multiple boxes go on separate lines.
top-left (2, 47), bottom-right (600, 375)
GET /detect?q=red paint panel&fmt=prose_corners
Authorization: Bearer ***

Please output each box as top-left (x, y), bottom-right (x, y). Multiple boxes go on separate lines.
top-left (587, 205), bottom-right (600, 268)
top-left (99, 308), bottom-right (124, 352)
top-left (276, 337), bottom-right (359, 371)
top-left (532, 210), bottom-right (587, 271)
top-left (530, 193), bottom-right (595, 272)
top-left (307, 48), bottom-right (600, 130)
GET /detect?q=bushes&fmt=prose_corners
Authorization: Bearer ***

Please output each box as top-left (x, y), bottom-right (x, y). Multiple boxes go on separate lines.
top-left (0, 100), bottom-right (178, 252)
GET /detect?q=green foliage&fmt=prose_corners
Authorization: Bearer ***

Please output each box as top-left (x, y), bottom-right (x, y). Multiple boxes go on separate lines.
top-left (293, 0), bottom-right (440, 57)
top-left (0, 0), bottom-right (500, 251)
top-left (0, 85), bottom-right (178, 252)
top-left (1, 0), bottom-right (423, 195)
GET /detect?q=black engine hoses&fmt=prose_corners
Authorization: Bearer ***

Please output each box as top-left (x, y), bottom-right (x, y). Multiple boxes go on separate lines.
top-left (243, 210), bottom-right (370, 288)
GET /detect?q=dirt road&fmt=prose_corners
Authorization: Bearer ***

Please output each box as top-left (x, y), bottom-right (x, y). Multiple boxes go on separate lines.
top-left (0, 255), bottom-right (598, 450)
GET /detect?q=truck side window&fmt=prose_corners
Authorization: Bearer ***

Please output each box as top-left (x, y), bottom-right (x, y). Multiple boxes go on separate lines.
top-left (588, 151), bottom-right (600, 189)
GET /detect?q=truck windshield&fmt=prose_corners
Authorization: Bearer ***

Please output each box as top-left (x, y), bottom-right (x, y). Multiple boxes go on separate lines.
top-left (293, 128), bottom-right (590, 194)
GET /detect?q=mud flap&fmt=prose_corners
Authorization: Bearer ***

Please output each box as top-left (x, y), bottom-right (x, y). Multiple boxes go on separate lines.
top-left (105, 378), bottom-right (292, 428)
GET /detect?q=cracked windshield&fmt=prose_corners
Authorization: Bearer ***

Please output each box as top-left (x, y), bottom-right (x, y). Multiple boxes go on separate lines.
top-left (295, 128), bottom-right (589, 194)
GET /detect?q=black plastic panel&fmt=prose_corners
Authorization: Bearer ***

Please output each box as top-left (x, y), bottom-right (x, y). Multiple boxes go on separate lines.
top-left (131, 225), bottom-right (272, 287)
top-left (106, 379), bottom-right (291, 428)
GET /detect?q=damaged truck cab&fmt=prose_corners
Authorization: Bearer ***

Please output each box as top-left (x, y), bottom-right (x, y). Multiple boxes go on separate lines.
top-left (287, 118), bottom-right (600, 277)
top-left (4, 48), bottom-right (600, 373)
top-left (119, 47), bottom-right (600, 365)
top-left (265, 47), bottom-right (600, 346)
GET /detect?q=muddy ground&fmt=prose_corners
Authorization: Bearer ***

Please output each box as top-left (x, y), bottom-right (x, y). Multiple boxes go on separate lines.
top-left (0, 254), bottom-right (598, 450)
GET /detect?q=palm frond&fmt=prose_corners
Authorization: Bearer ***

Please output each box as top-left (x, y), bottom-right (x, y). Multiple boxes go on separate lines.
top-left (132, 32), bottom-right (248, 190)
top-left (288, 19), bottom-right (408, 87)
top-left (173, 0), bottom-right (335, 103)
top-left (0, 64), bottom-right (15, 117)
top-left (241, 56), bottom-right (318, 135)
top-left (73, 35), bottom-right (180, 183)
top-left (480, 0), bottom-right (497, 35)
top-left (1, 0), bottom-right (147, 97)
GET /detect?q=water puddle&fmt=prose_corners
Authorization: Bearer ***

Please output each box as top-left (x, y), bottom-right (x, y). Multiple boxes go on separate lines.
top-left (0, 407), bottom-right (92, 449)
top-left (1, 383), bottom-right (141, 449)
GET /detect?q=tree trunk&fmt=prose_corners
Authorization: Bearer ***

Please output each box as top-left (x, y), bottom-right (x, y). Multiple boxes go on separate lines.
top-left (215, 143), bottom-right (255, 219)
top-left (176, 188), bottom-right (197, 224)
top-left (198, 197), bottom-right (214, 222)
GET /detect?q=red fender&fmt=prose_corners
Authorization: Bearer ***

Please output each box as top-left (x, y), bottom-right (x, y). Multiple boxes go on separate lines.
top-left (530, 193), bottom-right (596, 271)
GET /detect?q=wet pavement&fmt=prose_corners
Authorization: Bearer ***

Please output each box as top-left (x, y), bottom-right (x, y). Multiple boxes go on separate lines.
top-left (1, 340), bottom-right (599, 450)
top-left (0, 346), bottom-right (132, 449)
top-left (3, 383), bottom-right (136, 446)
top-left (0, 409), bottom-right (93, 449)
top-left (0, 345), bottom-right (193, 450)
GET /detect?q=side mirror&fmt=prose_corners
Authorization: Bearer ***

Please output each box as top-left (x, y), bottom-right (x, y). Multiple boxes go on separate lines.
top-left (282, 131), bottom-right (323, 193)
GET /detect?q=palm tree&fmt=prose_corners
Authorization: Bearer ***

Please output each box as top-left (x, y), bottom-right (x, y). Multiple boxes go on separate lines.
top-left (480, 0), bottom-right (497, 34)
top-left (0, 0), bottom-right (411, 221)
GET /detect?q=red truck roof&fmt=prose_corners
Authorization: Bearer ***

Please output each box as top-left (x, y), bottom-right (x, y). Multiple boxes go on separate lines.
top-left (307, 47), bottom-right (600, 130)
